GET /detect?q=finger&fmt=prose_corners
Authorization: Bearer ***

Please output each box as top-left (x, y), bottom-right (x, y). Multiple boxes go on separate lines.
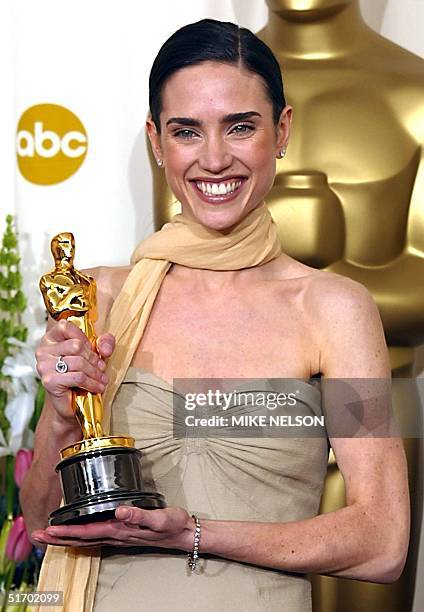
top-left (37, 339), bottom-right (98, 373)
top-left (45, 520), bottom-right (120, 541)
top-left (115, 506), bottom-right (146, 525)
top-left (50, 355), bottom-right (108, 385)
top-left (44, 523), bottom-right (144, 546)
top-left (34, 523), bottom-right (140, 547)
top-left (33, 533), bottom-right (116, 548)
top-left (96, 333), bottom-right (115, 358)
top-left (49, 338), bottom-right (98, 362)
top-left (37, 351), bottom-right (106, 380)
top-left (43, 371), bottom-right (106, 395)
top-left (116, 507), bottom-right (170, 532)
top-left (46, 320), bottom-right (92, 346)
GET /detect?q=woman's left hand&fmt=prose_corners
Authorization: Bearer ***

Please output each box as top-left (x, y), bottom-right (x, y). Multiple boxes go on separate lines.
top-left (31, 506), bottom-right (194, 550)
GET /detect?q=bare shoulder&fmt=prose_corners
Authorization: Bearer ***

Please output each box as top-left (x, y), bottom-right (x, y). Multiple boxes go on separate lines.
top-left (82, 265), bottom-right (132, 332)
top-left (271, 256), bottom-right (376, 314)
top-left (304, 269), bottom-right (375, 314)
top-left (83, 265), bottom-right (132, 298)
top-left (301, 269), bottom-right (390, 377)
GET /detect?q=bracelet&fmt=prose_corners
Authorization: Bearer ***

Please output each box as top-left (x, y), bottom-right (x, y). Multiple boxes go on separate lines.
top-left (187, 514), bottom-right (201, 572)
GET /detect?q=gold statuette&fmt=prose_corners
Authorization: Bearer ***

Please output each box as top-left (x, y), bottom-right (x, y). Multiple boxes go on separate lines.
top-left (40, 232), bottom-right (104, 440)
top-left (39, 233), bottom-right (165, 525)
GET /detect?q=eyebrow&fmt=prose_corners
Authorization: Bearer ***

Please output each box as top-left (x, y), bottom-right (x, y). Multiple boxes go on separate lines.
top-left (165, 111), bottom-right (262, 128)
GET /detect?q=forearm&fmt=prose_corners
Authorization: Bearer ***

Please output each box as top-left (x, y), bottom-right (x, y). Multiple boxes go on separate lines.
top-left (20, 414), bottom-right (81, 539)
top-left (199, 503), bottom-right (407, 583)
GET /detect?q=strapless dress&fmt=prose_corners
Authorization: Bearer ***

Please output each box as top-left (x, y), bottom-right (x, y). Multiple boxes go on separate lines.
top-left (93, 367), bottom-right (329, 612)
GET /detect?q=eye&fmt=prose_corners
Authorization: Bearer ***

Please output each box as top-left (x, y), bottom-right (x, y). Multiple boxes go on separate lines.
top-left (174, 129), bottom-right (198, 140)
top-left (230, 123), bottom-right (255, 136)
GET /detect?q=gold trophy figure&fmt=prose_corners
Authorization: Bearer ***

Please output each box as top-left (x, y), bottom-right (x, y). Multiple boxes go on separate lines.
top-left (40, 233), bottom-right (165, 525)
top-left (40, 233), bottom-right (104, 440)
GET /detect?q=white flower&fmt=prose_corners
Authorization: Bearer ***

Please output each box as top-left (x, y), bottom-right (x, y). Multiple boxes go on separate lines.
top-left (0, 337), bottom-right (38, 456)
top-left (2, 337), bottom-right (37, 394)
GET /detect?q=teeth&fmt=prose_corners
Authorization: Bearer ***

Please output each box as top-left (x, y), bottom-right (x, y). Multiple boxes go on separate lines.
top-left (195, 180), bottom-right (242, 196)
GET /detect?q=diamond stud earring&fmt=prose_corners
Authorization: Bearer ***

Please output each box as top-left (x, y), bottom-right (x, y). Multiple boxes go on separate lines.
top-left (156, 159), bottom-right (163, 167)
top-left (277, 148), bottom-right (286, 159)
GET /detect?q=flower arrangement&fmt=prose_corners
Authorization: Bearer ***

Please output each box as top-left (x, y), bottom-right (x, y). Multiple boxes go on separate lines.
top-left (0, 215), bottom-right (44, 609)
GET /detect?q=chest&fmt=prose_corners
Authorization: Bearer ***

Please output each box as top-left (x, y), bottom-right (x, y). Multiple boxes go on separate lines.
top-left (131, 276), bottom-right (319, 380)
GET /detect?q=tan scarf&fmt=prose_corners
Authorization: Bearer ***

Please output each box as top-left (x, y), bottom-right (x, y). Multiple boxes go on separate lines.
top-left (35, 202), bottom-right (281, 611)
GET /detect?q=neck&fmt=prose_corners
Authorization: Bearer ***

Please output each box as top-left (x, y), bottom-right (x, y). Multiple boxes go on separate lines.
top-left (169, 255), bottom-right (285, 292)
top-left (169, 264), bottom-right (244, 291)
top-left (263, 1), bottom-right (367, 60)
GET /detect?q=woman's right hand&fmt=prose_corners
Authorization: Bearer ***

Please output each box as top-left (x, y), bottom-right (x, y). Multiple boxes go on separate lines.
top-left (35, 319), bottom-right (115, 423)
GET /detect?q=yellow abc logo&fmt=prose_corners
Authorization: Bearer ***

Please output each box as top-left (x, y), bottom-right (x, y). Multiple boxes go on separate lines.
top-left (16, 104), bottom-right (88, 185)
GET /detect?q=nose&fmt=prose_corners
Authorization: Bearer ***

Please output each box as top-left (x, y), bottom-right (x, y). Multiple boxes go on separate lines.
top-left (199, 135), bottom-right (233, 174)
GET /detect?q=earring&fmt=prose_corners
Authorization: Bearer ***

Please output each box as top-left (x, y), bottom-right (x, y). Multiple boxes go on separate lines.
top-left (156, 159), bottom-right (163, 167)
top-left (277, 148), bottom-right (286, 159)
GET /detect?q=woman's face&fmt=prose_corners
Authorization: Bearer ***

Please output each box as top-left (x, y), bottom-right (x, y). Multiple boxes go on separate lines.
top-left (147, 61), bottom-right (291, 231)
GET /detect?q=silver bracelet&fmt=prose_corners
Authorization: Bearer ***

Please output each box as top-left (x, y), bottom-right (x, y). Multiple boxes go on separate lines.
top-left (187, 514), bottom-right (201, 572)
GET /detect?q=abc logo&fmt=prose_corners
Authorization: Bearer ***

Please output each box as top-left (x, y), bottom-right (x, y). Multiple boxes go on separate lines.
top-left (16, 104), bottom-right (88, 185)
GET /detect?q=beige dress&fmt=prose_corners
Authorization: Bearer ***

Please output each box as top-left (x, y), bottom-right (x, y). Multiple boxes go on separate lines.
top-left (93, 367), bottom-right (329, 612)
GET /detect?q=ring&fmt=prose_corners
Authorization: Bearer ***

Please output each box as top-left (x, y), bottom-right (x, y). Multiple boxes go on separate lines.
top-left (55, 356), bottom-right (68, 374)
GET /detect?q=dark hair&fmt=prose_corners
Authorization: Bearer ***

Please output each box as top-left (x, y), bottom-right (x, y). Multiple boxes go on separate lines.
top-left (149, 18), bottom-right (286, 133)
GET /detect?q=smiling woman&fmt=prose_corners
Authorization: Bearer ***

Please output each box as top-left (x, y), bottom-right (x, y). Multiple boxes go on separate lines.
top-left (146, 61), bottom-right (291, 231)
top-left (146, 19), bottom-right (291, 231)
top-left (22, 18), bottom-right (409, 612)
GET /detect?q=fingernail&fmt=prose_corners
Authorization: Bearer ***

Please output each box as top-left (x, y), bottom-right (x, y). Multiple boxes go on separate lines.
top-left (102, 375), bottom-right (108, 384)
top-left (46, 527), bottom-right (58, 535)
top-left (117, 507), bottom-right (130, 519)
top-left (98, 360), bottom-right (106, 371)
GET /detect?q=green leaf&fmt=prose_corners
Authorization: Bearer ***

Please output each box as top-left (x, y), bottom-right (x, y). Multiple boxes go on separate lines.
top-left (3, 232), bottom-right (17, 250)
top-left (0, 387), bottom-right (10, 439)
top-left (0, 298), bottom-right (11, 311)
top-left (13, 291), bottom-right (27, 312)
top-left (13, 326), bottom-right (28, 342)
top-left (29, 381), bottom-right (45, 432)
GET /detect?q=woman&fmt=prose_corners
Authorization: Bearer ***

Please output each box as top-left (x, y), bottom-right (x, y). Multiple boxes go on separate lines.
top-left (21, 18), bottom-right (409, 612)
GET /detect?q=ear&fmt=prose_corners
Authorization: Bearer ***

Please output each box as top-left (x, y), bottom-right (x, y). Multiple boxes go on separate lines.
top-left (146, 112), bottom-right (163, 162)
top-left (276, 105), bottom-right (293, 153)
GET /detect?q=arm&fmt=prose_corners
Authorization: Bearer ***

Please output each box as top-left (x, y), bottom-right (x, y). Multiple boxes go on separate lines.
top-left (33, 275), bottom-right (410, 583)
top-left (198, 277), bottom-right (409, 582)
top-left (20, 391), bottom-right (81, 543)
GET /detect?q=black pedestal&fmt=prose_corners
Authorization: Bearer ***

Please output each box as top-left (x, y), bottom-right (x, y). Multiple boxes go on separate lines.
top-left (49, 446), bottom-right (165, 525)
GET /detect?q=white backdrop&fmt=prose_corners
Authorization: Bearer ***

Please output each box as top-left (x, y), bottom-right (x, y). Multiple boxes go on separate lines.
top-left (1, 1), bottom-right (424, 608)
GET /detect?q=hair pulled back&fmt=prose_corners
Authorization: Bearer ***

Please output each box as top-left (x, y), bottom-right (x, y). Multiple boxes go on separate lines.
top-left (149, 18), bottom-right (286, 133)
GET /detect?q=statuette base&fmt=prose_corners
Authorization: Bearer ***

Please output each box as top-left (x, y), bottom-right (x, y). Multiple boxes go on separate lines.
top-left (50, 442), bottom-right (165, 525)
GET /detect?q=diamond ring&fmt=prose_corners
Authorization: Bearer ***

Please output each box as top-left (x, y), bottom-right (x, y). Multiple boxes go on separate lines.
top-left (55, 356), bottom-right (68, 374)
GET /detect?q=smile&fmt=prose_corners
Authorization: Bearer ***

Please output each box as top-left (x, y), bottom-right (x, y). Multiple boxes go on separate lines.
top-left (196, 180), bottom-right (242, 195)
top-left (191, 178), bottom-right (246, 204)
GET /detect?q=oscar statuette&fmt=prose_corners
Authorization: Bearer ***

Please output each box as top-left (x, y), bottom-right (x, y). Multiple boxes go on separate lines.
top-left (39, 232), bottom-right (165, 525)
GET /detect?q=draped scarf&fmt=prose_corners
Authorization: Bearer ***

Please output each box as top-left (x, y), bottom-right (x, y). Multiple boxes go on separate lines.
top-left (35, 202), bottom-right (281, 611)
